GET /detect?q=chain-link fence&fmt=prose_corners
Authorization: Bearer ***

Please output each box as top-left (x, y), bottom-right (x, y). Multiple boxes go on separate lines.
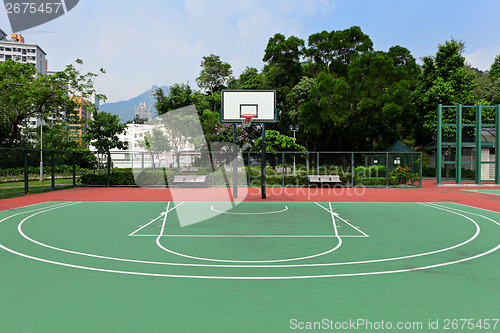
top-left (0, 147), bottom-right (96, 197)
top-left (0, 148), bottom-right (423, 197)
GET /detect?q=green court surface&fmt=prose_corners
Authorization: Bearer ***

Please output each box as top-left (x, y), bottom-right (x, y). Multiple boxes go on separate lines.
top-left (467, 189), bottom-right (500, 196)
top-left (1, 201), bottom-right (499, 332)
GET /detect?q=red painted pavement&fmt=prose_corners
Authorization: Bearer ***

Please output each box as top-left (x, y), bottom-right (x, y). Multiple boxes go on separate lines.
top-left (1, 180), bottom-right (499, 213)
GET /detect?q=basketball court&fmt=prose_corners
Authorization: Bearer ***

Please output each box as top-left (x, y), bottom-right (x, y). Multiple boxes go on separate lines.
top-left (0, 184), bottom-right (499, 332)
top-left (1, 92), bottom-right (499, 332)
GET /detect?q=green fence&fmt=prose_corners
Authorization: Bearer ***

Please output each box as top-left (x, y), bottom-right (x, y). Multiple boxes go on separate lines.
top-left (0, 148), bottom-right (423, 197)
top-left (0, 147), bottom-right (92, 197)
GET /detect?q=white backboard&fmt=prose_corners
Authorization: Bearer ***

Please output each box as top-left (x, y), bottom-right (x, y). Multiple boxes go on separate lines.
top-left (221, 90), bottom-right (277, 123)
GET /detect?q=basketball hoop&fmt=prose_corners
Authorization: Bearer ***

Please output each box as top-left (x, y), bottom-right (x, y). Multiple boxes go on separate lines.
top-left (241, 114), bottom-right (256, 128)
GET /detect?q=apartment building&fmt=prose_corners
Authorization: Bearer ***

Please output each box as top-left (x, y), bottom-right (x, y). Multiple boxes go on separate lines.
top-left (68, 97), bottom-right (91, 142)
top-left (0, 32), bottom-right (47, 74)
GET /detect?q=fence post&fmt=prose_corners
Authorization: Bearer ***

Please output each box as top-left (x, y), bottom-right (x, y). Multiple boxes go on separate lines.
top-left (437, 104), bottom-right (443, 184)
top-left (419, 152), bottom-right (423, 188)
top-left (316, 152), bottom-right (320, 175)
top-left (141, 152), bottom-right (144, 186)
top-left (475, 105), bottom-right (482, 184)
top-left (385, 152), bottom-right (389, 187)
top-left (456, 104), bottom-right (462, 184)
top-left (495, 104), bottom-right (500, 185)
top-left (282, 152), bottom-right (285, 187)
top-left (350, 152), bottom-right (354, 187)
top-left (51, 151), bottom-right (55, 190)
top-left (24, 149), bottom-right (29, 194)
top-left (107, 152), bottom-right (111, 187)
top-left (72, 152), bottom-right (76, 186)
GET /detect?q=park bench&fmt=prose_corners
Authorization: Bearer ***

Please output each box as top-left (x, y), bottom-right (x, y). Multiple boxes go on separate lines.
top-left (171, 175), bottom-right (207, 187)
top-left (308, 175), bottom-right (342, 187)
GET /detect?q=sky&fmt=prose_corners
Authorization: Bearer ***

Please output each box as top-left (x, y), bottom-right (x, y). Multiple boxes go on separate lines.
top-left (1, 0), bottom-right (500, 103)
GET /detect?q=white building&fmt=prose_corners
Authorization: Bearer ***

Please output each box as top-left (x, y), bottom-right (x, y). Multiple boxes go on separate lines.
top-left (95, 123), bottom-right (200, 169)
top-left (0, 33), bottom-right (47, 74)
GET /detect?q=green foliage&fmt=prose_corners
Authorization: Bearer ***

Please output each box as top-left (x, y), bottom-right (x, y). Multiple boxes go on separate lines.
top-left (390, 165), bottom-right (412, 184)
top-left (299, 45), bottom-right (419, 151)
top-left (490, 54), bottom-right (500, 82)
top-left (353, 166), bottom-right (387, 178)
top-left (83, 111), bottom-right (128, 156)
top-left (232, 67), bottom-right (267, 90)
top-left (305, 26), bottom-right (373, 76)
top-left (80, 169), bottom-right (136, 186)
top-left (196, 54), bottom-right (233, 96)
top-left (153, 83), bottom-right (194, 115)
top-left (206, 122), bottom-right (252, 147)
top-left (252, 130), bottom-right (306, 153)
top-left (0, 59), bottom-right (104, 148)
top-left (32, 122), bottom-right (82, 151)
top-left (413, 40), bottom-right (477, 139)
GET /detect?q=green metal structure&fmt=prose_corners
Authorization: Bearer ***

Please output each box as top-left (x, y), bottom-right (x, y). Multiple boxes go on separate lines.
top-left (436, 104), bottom-right (500, 184)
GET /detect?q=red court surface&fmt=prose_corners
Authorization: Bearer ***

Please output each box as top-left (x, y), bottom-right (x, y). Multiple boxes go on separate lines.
top-left (2, 180), bottom-right (500, 213)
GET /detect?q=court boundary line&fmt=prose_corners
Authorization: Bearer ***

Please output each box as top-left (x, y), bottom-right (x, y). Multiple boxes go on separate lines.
top-left (2, 201), bottom-right (499, 279)
top-left (210, 205), bottom-right (288, 215)
top-left (128, 202), bottom-right (184, 236)
top-left (153, 202), bottom-right (344, 263)
top-left (315, 202), bottom-right (369, 237)
top-left (131, 234), bottom-right (365, 238)
top-left (132, 201), bottom-right (364, 238)
top-left (11, 201), bottom-right (484, 269)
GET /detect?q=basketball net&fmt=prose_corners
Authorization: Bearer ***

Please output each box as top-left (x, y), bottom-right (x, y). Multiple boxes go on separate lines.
top-left (241, 114), bottom-right (256, 128)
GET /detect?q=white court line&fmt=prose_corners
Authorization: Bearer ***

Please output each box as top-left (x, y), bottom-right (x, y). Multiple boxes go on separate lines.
top-left (329, 202), bottom-right (339, 237)
top-left (0, 202), bottom-right (75, 224)
top-left (5, 202), bottom-right (499, 279)
top-left (315, 202), bottom-right (369, 237)
top-left (0, 201), bottom-right (57, 213)
top-left (4, 202), bottom-right (500, 279)
top-left (133, 234), bottom-right (365, 238)
top-left (154, 202), bottom-right (343, 263)
top-left (210, 205), bottom-right (288, 215)
top-left (128, 202), bottom-right (184, 236)
top-left (448, 202), bottom-right (500, 216)
top-left (425, 203), bottom-right (500, 228)
top-left (334, 214), bottom-right (370, 238)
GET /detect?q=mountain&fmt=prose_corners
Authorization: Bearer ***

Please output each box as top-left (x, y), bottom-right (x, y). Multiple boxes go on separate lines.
top-left (100, 85), bottom-right (170, 122)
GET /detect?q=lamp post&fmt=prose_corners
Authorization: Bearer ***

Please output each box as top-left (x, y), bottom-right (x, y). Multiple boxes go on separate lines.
top-left (289, 124), bottom-right (299, 175)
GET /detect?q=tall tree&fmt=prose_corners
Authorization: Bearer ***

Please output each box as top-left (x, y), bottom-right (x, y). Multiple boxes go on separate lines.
top-left (138, 127), bottom-right (171, 171)
top-left (153, 83), bottom-right (194, 115)
top-left (413, 40), bottom-right (477, 140)
top-left (196, 54), bottom-right (233, 96)
top-left (0, 59), bottom-right (104, 147)
top-left (234, 67), bottom-right (266, 90)
top-left (299, 46), bottom-right (419, 151)
top-left (263, 33), bottom-right (304, 89)
top-left (305, 26), bottom-right (373, 76)
top-left (262, 33), bottom-right (305, 132)
top-left (83, 111), bottom-right (128, 165)
top-left (489, 53), bottom-right (500, 82)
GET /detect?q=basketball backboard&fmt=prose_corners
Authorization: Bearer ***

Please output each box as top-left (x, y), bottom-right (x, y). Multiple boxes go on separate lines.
top-left (221, 90), bottom-right (277, 123)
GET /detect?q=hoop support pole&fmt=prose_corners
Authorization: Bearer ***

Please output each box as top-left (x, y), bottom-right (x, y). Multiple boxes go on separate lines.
top-left (233, 123), bottom-right (238, 199)
top-left (261, 123), bottom-right (266, 199)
